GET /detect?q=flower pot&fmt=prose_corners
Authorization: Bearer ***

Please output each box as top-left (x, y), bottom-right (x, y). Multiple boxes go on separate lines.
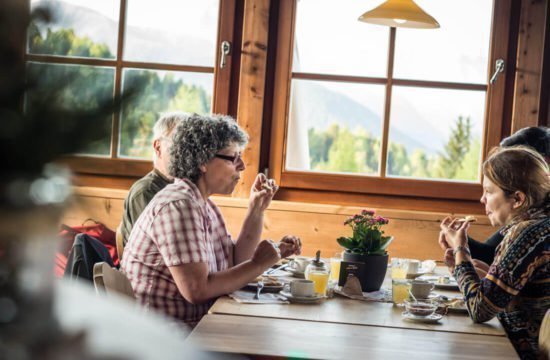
top-left (342, 250), bottom-right (388, 292)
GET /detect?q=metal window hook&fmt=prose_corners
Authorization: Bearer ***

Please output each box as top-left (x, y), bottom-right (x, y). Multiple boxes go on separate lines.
top-left (490, 59), bottom-right (505, 84)
top-left (219, 41), bottom-right (231, 69)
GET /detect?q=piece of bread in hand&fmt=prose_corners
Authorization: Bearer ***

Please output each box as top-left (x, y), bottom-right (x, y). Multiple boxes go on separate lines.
top-left (462, 215), bottom-right (477, 223)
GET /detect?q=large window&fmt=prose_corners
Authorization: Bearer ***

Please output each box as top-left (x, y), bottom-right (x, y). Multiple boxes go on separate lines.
top-left (26, 0), bottom-right (235, 175)
top-left (270, 0), bottom-right (511, 200)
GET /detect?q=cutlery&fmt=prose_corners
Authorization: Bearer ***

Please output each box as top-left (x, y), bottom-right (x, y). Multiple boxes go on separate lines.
top-left (254, 281), bottom-right (264, 300)
top-left (265, 263), bottom-right (289, 275)
top-left (408, 289), bottom-right (418, 302)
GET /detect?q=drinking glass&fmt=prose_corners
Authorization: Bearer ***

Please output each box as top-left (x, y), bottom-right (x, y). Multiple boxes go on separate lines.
top-left (391, 258), bottom-right (409, 280)
top-left (392, 279), bottom-right (411, 306)
top-left (306, 271), bottom-right (330, 296)
top-left (329, 253), bottom-right (342, 282)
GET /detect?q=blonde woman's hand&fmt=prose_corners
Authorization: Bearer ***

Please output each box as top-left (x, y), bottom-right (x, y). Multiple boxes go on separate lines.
top-left (440, 216), bottom-right (470, 250)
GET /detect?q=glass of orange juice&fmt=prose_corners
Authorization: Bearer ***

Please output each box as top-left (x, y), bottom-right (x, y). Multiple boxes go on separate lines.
top-left (391, 258), bottom-right (409, 280)
top-left (392, 279), bottom-right (411, 306)
top-left (330, 253), bottom-right (342, 283)
top-left (307, 271), bottom-right (330, 296)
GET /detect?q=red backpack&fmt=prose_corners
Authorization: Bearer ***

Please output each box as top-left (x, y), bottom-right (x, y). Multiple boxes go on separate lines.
top-left (56, 219), bottom-right (119, 278)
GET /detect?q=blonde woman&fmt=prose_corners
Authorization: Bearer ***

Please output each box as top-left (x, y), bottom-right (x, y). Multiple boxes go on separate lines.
top-left (440, 146), bottom-right (549, 358)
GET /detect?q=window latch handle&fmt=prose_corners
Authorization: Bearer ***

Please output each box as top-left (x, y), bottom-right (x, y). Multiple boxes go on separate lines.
top-left (490, 59), bottom-right (505, 84)
top-left (220, 41), bottom-right (231, 69)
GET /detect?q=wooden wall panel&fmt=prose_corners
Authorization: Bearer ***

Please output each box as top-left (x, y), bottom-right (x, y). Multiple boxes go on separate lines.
top-left (234, 0), bottom-right (271, 197)
top-left (511, 0), bottom-right (549, 131)
top-left (64, 187), bottom-right (495, 261)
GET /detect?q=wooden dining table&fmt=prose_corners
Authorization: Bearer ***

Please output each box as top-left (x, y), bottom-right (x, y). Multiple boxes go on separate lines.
top-left (186, 266), bottom-right (517, 359)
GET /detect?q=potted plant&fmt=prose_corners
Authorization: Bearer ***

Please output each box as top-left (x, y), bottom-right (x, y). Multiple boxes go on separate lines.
top-left (337, 209), bottom-right (393, 291)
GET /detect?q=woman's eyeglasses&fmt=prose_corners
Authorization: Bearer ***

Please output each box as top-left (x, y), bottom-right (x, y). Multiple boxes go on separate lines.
top-left (214, 153), bottom-right (242, 164)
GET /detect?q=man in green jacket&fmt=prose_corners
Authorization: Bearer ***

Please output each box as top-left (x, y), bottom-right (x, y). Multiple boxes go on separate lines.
top-left (118, 112), bottom-right (189, 257)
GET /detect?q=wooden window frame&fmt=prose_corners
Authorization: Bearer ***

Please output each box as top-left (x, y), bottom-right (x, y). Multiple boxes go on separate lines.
top-left (268, 0), bottom-right (514, 201)
top-left (24, 0), bottom-right (237, 177)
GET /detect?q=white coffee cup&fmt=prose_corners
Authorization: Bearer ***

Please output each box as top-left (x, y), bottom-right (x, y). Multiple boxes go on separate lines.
top-left (410, 280), bottom-right (435, 299)
top-left (289, 257), bottom-right (309, 273)
top-left (290, 279), bottom-right (314, 297)
top-left (407, 260), bottom-right (421, 274)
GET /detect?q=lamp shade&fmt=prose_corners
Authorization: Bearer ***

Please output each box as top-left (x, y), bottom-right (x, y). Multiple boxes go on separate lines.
top-left (358, 0), bottom-right (440, 29)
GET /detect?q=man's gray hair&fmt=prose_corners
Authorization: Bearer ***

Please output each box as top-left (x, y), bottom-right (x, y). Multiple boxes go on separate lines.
top-left (153, 112), bottom-right (190, 141)
top-left (170, 113), bottom-right (248, 182)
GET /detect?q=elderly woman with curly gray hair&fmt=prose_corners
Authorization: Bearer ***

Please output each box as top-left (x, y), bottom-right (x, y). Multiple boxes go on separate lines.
top-left (122, 113), bottom-right (301, 327)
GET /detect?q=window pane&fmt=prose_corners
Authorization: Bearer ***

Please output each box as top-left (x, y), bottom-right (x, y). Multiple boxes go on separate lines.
top-left (293, 0), bottom-right (388, 77)
top-left (387, 86), bottom-right (485, 181)
top-left (28, 0), bottom-right (118, 59)
top-left (124, 0), bottom-right (219, 66)
top-left (393, 0), bottom-right (493, 84)
top-left (26, 62), bottom-right (114, 156)
top-left (286, 80), bottom-right (385, 175)
top-left (119, 69), bottom-right (213, 159)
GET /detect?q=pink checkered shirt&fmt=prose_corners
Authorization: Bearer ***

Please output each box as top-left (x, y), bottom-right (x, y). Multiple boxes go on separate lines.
top-left (121, 178), bottom-right (234, 325)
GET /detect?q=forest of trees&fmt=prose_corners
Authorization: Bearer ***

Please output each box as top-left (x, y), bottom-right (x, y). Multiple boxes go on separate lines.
top-left (27, 24), bottom-right (212, 158)
top-left (308, 116), bottom-right (481, 181)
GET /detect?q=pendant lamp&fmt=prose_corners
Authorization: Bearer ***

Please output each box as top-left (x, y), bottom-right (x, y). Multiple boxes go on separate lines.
top-left (358, 0), bottom-right (440, 29)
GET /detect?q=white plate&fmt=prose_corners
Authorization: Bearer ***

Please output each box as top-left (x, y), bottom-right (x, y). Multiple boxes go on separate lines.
top-left (406, 268), bottom-right (434, 278)
top-left (415, 275), bottom-right (459, 290)
top-left (279, 291), bottom-right (323, 304)
top-left (402, 312), bottom-right (443, 323)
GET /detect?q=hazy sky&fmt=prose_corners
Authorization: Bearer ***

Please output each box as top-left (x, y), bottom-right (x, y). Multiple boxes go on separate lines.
top-left (293, 0), bottom-right (493, 142)
top-left (34, 0), bottom-right (218, 41)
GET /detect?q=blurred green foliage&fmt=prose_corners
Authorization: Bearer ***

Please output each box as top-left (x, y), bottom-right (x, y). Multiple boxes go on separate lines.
top-left (27, 25), bottom-right (211, 159)
top-left (308, 117), bottom-right (480, 181)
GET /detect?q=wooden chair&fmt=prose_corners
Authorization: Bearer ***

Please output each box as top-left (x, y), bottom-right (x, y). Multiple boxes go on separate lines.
top-left (93, 262), bottom-right (134, 299)
top-left (541, 309), bottom-right (550, 358)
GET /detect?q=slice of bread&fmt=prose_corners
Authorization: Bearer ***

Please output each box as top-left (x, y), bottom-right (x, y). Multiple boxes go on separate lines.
top-left (463, 215), bottom-right (477, 223)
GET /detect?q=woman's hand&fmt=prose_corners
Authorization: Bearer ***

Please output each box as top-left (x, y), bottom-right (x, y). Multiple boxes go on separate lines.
top-left (249, 173), bottom-right (279, 212)
top-left (278, 235), bottom-right (302, 258)
top-left (443, 248), bottom-right (455, 273)
top-left (440, 216), bottom-right (470, 249)
top-left (438, 230), bottom-right (451, 251)
top-left (251, 240), bottom-right (281, 268)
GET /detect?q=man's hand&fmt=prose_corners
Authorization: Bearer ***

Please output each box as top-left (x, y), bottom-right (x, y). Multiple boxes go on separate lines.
top-left (249, 173), bottom-right (279, 212)
top-left (278, 235), bottom-right (302, 258)
top-left (251, 239), bottom-right (280, 269)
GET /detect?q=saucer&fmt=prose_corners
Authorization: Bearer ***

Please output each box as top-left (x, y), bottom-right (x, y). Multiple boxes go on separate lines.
top-left (412, 292), bottom-right (438, 301)
top-left (279, 291), bottom-right (323, 304)
top-left (285, 267), bottom-right (306, 279)
top-left (406, 268), bottom-right (433, 278)
top-left (402, 311), bottom-right (443, 323)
